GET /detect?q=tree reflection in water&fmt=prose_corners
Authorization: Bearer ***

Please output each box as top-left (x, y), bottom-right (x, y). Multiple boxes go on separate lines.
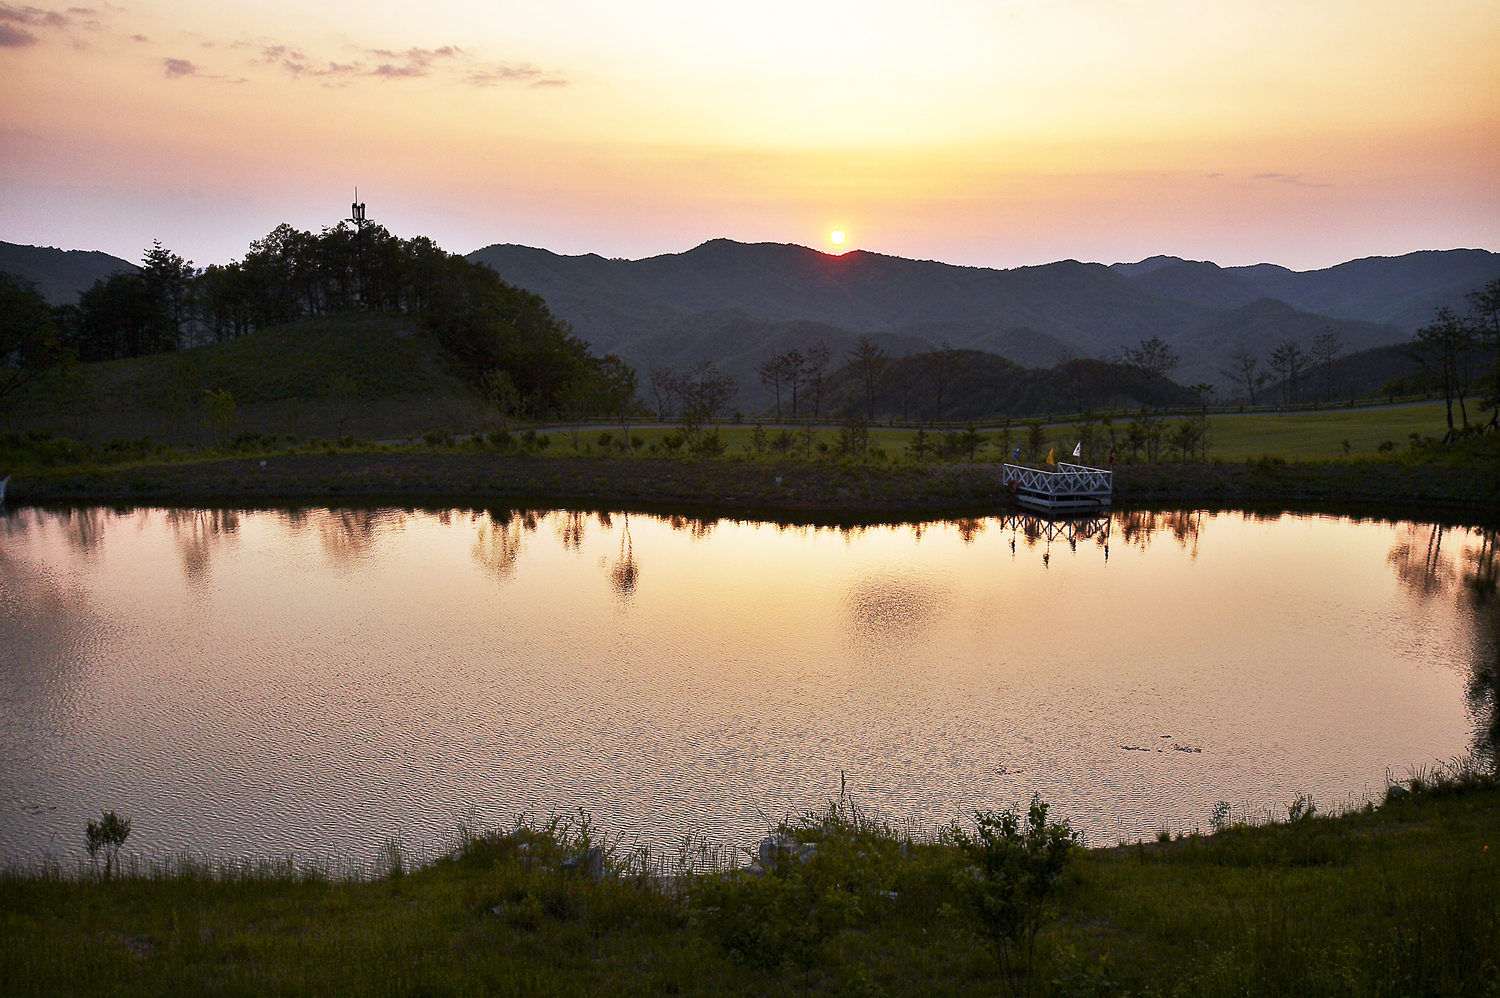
top-left (1460, 529), bottom-right (1500, 769)
top-left (314, 510), bottom-right (399, 564)
top-left (555, 512), bottom-right (587, 552)
top-left (1388, 523), bottom-right (1500, 769)
top-left (472, 514), bottom-right (526, 583)
top-left (607, 515), bottom-right (639, 602)
top-left (165, 509), bottom-right (241, 581)
top-left (665, 514), bottom-right (716, 541)
top-left (1114, 510), bottom-right (1204, 558)
top-left (1387, 523), bottom-right (1456, 601)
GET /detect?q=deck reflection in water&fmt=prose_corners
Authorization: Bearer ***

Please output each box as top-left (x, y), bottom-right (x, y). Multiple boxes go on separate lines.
top-left (0, 505), bottom-right (1494, 865)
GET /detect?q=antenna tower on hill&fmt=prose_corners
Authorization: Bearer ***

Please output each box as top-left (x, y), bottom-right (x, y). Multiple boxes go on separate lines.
top-left (349, 188), bottom-right (370, 306)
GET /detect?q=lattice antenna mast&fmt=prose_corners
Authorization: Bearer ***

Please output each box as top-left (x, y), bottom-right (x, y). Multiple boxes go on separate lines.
top-left (348, 188), bottom-right (370, 307)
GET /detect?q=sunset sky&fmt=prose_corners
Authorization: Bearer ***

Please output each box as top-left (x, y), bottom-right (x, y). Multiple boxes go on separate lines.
top-left (2, 0), bottom-right (1497, 270)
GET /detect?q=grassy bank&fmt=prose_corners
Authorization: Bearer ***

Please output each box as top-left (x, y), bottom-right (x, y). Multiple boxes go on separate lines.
top-left (4, 768), bottom-right (1497, 997)
top-left (5, 437), bottom-right (1498, 515)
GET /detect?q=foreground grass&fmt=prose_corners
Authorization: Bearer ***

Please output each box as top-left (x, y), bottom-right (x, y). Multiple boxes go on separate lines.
top-left (4, 779), bottom-right (1497, 998)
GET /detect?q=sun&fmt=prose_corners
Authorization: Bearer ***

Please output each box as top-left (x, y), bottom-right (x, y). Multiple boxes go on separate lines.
top-left (828, 229), bottom-right (846, 247)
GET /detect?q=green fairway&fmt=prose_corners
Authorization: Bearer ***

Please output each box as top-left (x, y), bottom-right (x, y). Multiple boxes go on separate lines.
top-left (1193, 402), bottom-right (1453, 461)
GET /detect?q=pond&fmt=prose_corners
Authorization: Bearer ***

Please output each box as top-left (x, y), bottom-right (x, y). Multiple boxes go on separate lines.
top-left (1, 504), bottom-right (1495, 867)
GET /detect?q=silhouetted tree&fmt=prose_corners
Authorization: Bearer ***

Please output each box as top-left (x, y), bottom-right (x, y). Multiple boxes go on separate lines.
top-left (783, 348), bottom-right (806, 417)
top-left (757, 353), bottom-right (789, 420)
top-left (648, 362), bottom-right (680, 420)
top-left (1467, 279), bottom-right (1500, 429)
top-left (1220, 345), bottom-right (1268, 406)
top-left (1121, 335), bottom-right (1180, 380)
top-left (843, 336), bottom-right (888, 419)
top-left (595, 354), bottom-right (640, 442)
top-left (75, 272), bottom-right (153, 360)
top-left (1409, 306), bottom-right (1482, 441)
top-left (678, 361), bottom-right (737, 438)
top-left (0, 272), bottom-right (69, 410)
top-left (803, 340), bottom-right (832, 419)
top-left (141, 240), bottom-right (195, 350)
top-left (1269, 340), bottom-right (1305, 405)
top-left (923, 342), bottom-right (961, 421)
top-left (1312, 329), bottom-right (1344, 401)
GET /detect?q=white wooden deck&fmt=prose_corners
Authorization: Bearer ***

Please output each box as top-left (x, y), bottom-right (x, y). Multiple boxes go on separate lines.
top-left (1001, 462), bottom-right (1113, 511)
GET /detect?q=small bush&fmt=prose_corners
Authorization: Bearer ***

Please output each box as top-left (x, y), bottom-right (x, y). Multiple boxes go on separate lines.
top-left (85, 809), bottom-right (131, 879)
top-left (945, 796), bottom-right (1078, 998)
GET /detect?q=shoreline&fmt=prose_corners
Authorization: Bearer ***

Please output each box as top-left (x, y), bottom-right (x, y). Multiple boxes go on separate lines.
top-left (5, 451), bottom-right (1497, 522)
top-left (5, 444), bottom-right (1494, 516)
top-left (4, 781), bottom-right (1496, 996)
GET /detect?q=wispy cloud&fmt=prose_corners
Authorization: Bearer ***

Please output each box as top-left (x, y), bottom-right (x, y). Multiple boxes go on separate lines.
top-left (240, 39), bottom-right (535, 86)
top-left (464, 63), bottom-right (541, 86)
top-left (367, 44), bottom-right (460, 79)
top-left (1, 9), bottom-right (567, 92)
top-left (1254, 172), bottom-right (1334, 189)
top-left (0, 4), bottom-right (71, 28)
top-left (162, 54), bottom-right (245, 83)
top-left (0, 22), bottom-right (36, 44)
top-left (0, 3), bottom-right (115, 47)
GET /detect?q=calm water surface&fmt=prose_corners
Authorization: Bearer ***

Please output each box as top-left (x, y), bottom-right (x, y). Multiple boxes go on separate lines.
top-left (1, 505), bottom-right (1495, 865)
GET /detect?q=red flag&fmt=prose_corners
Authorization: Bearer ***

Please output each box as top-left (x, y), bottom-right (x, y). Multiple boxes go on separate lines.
top-left (1107, 446), bottom-right (1115, 465)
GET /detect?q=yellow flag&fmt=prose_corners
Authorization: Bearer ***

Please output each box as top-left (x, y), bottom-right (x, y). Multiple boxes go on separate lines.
top-left (1046, 447), bottom-right (1056, 465)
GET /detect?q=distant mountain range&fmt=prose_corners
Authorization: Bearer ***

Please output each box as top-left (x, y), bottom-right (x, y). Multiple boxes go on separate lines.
top-left (0, 241), bottom-right (135, 305)
top-left (1108, 250), bottom-right (1498, 330)
top-left (5, 235), bottom-right (1495, 408)
top-left (469, 240), bottom-right (1499, 403)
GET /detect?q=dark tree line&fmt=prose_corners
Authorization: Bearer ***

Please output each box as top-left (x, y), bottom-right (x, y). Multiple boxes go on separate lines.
top-left (0, 272), bottom-right (70, 410)
top-left (1406, 279), bottom-right (1500, 441)
top-left (1219, 332), bottom-right (1345, 407)
top-left (766, 335), bottom-right (1197, 423)
top-left (15, 220), bottom-right (632, 419)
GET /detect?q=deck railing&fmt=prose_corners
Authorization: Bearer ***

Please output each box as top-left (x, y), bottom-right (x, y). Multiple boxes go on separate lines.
top-left (1002, 462), bottom-right (1112, 498)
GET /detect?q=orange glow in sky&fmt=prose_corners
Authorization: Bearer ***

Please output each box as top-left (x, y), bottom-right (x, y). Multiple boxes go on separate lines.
top-left (0, 0), bottom-right (1496, 268)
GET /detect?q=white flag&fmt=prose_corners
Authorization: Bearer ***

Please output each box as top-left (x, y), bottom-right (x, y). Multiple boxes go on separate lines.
top-left (1072, 442), bottom-right (1081, 457)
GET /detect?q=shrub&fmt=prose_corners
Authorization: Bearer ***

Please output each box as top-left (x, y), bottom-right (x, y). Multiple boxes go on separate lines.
top-left (945, 796), bottom-right (1078, 998)
top-left (691, 431), bottom-right (725, 458)
top-left (85, 809), bottom-right (131, 879)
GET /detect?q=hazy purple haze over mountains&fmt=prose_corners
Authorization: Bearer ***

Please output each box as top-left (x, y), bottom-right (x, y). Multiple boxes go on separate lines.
top-left (6, 236), bottom-right (1496, 398)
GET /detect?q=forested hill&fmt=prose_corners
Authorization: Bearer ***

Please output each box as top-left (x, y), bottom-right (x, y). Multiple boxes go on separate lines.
top-left (0, 241), bottom-right (136, 304)
top-left (2, 224), bottom-right (633, 430)
top-left (820, 350), bottom-right (1199, 423)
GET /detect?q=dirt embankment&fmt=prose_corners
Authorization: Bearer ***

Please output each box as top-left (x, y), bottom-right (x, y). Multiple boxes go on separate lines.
top-left (9, 452), bottom-right (1499, 519)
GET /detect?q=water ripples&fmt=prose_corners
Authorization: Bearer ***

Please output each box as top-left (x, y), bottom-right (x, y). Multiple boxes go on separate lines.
top-left (0, 505), bottom-right (1493, 866)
